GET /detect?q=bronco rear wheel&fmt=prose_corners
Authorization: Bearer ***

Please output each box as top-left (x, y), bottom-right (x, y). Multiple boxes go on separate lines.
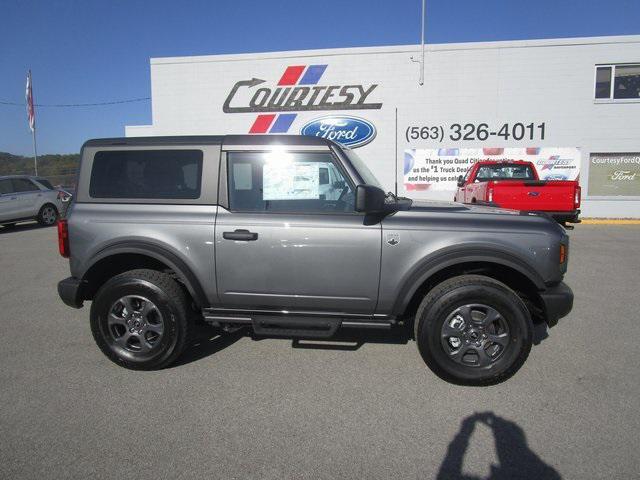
top-left (414, 275), bottom-right (533, 386)
top-left (90, 269), bottom-right (192, 370)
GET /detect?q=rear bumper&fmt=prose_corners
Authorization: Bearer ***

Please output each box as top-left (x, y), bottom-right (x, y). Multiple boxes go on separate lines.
top-left (58, 276), bottom-right (84, 308)
top-left (539, 281), bottom-right (573, 327)
top-left (544, 210), bottom-right (581, 224)
top-left (480, 204), bottom-right (580, 224)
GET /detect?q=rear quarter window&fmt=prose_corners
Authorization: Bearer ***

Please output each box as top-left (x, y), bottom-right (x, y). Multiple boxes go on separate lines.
top-left (89, 150), bottom-right (203, 199)
top-left (36, 178), bottom-right (54, 190)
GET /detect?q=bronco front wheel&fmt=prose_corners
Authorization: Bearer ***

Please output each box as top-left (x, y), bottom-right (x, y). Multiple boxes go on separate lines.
top-left (414, 275), bottom-right (533, 386)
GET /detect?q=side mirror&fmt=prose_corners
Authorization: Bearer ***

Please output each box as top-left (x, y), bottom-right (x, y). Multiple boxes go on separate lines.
top-left (355, 184), bottom-right (386, 213)
top-left (456, 175), bottom-right (465, 187)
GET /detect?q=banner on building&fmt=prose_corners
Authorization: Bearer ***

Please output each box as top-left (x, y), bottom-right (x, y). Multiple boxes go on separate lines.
top-left (404, 147), bottom-right (581, 191)
top-left (588, 153), bottom-right (640, 196)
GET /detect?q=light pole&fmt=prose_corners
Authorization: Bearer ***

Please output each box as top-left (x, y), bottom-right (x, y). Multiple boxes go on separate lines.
top-left (410, 0), bottom-right (426, 85)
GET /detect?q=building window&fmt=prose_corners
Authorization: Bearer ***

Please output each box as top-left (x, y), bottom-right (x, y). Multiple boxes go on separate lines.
top-left (595, 64), bottom-right (640, 101)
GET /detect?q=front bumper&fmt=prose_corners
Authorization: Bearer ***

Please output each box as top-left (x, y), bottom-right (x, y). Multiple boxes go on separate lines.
top-left (539, 281), bottom-right (573, 327)
top-left (58, 277), bottom-right (84, 308)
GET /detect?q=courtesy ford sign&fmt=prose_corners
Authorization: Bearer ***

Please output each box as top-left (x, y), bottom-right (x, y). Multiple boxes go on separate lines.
top-left (300, 116), bottom-right (376, 148)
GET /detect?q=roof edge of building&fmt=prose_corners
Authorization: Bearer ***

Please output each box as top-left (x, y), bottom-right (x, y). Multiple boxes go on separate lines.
top-left (150, 34), bottom-right (640, 65)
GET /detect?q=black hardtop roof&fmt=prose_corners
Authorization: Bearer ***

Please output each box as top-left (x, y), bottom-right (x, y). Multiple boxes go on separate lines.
top-left (82, 135), bottom-right (336, 149)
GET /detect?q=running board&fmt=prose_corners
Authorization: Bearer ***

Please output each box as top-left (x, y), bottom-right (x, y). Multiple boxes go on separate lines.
top-left (253, 316), bottom-right (341, 339)
top-left (202, 310), bottom-right (393, 338)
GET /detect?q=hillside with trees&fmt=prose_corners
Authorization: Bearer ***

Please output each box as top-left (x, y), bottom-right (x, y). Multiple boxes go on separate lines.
top-left (0, 152), bottom-right (79, 186)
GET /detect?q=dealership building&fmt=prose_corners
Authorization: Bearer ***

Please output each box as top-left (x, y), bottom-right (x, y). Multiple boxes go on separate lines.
top-left (126, 35), bottom-right (640, 218)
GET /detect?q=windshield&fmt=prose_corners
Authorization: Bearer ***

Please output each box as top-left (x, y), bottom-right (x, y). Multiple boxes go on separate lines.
top-left (342, 148), bottom-right (384, 189)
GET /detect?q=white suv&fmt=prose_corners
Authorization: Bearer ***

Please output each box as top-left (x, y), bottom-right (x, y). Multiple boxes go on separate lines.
top-left (0, 175), bottom-right (64, 228)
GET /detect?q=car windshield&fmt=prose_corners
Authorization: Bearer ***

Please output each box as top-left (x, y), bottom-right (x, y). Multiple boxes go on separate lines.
top-left (342, 148), bottom-right (384, 189)
top-left (475, 164), bottom-right (535, 181)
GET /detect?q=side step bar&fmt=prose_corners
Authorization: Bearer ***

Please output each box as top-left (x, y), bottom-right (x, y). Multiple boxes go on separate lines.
top-left (203, 310), bottom-right (393, 339)
top-left (253, 316), bottom-right (341, 339)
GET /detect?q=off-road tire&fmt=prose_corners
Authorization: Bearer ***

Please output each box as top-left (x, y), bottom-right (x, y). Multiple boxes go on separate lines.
top-left (414, 274), bottom-right (533, 386)
top-left (90, 269), bottom-right (192, 370)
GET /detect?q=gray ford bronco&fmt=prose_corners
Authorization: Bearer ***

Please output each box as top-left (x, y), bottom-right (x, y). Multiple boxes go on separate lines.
top-left (58, 135), bottom-right (573, 385)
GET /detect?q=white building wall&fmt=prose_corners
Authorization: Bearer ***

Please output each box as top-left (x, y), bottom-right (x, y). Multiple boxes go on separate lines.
top-left (127, 35), bottom-right (640, 217)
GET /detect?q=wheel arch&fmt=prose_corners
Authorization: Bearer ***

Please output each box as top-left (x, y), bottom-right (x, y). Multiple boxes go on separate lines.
top-left (393, 248), bottom-right (546, 323)
top-left (38, 201), bottom-right (59, 215)
top-left (79, 242), bottom-right (208, 308)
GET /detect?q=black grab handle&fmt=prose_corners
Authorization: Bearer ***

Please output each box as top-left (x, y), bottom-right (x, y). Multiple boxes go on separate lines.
top-left (223, 229), bottom-right (258, 241)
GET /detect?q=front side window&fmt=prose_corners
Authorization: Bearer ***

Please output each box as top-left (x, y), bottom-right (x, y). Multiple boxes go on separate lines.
top-left (463, 166), bottom-right (473, 181)
top-left (89, 150), bottom-right (203, 199)
top-left (341, 148), bottom-right (383, 189)
top-left (475, 164), bottom-right (535, 181)
top-left (227, 151), bottom-right (355, 213)
top-left (12, 179), bottom-right (38, 192)
top-left (595, 64), bottom-right (640, 100)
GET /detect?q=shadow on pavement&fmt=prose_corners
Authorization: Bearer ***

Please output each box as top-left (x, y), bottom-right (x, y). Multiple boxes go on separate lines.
top-left (171, 323), bottom-right (244, 367)
top-left (289, 326), bottom-right (410, 351)
top-left (437, 412), bottom-right (561, 480)
top-left (0, 221), bottom-right (51, 234)
top-left (172, 320), bottom-right (548, 365)
top-left (172, 322), bottom-right (411, 366)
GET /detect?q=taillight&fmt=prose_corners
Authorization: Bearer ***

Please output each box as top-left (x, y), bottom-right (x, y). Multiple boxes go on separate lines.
top-left (58, 219), bottom-right (70, 258)
top-left (574, 186), bottom-right (581, 209)
top-left (488, 186), bottom-right (494, 203)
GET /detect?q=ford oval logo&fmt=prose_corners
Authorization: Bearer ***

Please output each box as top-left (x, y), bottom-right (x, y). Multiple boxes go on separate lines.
top-left (300, 116), bottom-right (376, 148)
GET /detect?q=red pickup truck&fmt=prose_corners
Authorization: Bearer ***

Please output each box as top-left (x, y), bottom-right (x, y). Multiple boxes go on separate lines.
top-left (454, 160), bottom-right (581, 226)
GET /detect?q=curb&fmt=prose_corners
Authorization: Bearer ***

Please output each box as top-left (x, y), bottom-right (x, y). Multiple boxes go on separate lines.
top-left (580, 219), bottom-right (640, 225)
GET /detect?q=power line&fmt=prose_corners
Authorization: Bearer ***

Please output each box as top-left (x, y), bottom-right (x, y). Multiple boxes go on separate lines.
top-left (0, 97), bottom-right (150, 107)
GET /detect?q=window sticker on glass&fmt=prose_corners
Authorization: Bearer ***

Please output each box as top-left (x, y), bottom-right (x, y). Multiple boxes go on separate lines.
top-left (263, 162), bottom-right (320, 200)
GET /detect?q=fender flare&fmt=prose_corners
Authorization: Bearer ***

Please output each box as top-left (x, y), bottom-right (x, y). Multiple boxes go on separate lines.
top-left (391, 245), bottom-right (546, 316)
top-left (81, 240), bottom-right (208, 307)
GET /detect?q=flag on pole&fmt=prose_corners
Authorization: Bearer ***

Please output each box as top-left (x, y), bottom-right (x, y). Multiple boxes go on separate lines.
top-left (26, 70), bottom-right (35, 132)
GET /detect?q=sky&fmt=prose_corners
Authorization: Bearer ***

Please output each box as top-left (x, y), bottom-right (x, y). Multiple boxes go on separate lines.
top-left (1, 0), bottom-right (638, 155)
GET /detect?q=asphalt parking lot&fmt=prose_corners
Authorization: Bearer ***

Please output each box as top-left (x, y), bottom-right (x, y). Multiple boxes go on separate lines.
top-left (0, 223), bottom-right (638, 479)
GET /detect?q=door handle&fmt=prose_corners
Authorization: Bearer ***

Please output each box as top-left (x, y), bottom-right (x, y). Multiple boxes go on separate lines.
top-left (10, 197), bottom-right (17, 200)
top-left (223, 229), bottom-right (258, 241)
